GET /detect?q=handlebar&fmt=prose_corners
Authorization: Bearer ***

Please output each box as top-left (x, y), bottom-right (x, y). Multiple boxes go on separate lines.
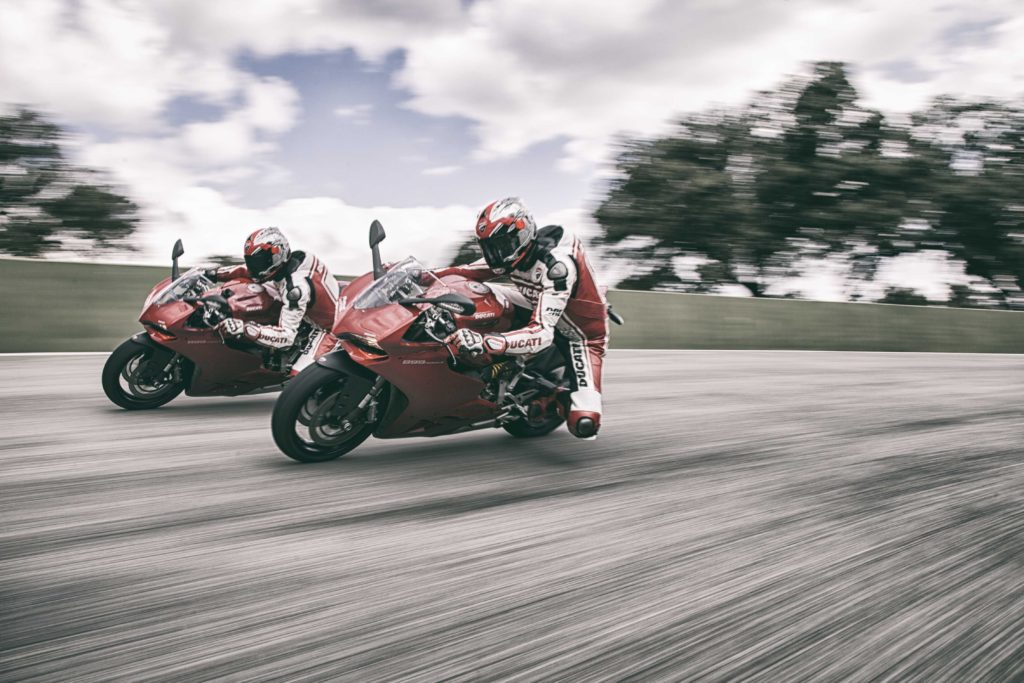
top-left (181, 293), bottom-right (231, 327)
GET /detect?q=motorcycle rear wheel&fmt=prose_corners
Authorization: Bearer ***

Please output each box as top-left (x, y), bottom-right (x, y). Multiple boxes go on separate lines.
top-left (102, 339), bottom-right (185, 410)
top-left (502, 405), bottom-right (564, 438)
top-left (272, 363), bottom-right (381, 462)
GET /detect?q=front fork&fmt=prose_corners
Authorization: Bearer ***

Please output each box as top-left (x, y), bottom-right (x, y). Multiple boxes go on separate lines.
top-left (359, 377), bottom-right (387, 424)
top-left (131, 333), bottom-right (183, 385)
top-left (330, 376), bottom-right (387, 433)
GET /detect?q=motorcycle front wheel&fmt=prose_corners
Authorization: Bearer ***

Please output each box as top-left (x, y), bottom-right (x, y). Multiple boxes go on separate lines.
top-left (102, 339), bottom-right (186, 410)
top-left (272, 363), bottom-right (382, 463)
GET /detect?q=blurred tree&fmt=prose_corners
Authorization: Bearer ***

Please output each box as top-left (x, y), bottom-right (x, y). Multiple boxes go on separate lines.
top-left (617, 262), bottom-right (685, 291)
top-left (0, 109), bottom-right (140, 257)
top-left (206, 254), bottom-right (241, 267)
top-left (907, 98), bottom-right (1024, 307)
top-left (596, 62), bottom-right (1024, 307)
top-left (880, 287), bottom-right (930, 306)
top-left (448, 236), bottom-right (482, 266)
top-left (597, 111), bottom-right (765, 293)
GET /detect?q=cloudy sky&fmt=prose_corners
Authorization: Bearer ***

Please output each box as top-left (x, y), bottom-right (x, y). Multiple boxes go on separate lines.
top-left (1, 0), bottom-right (1021, 291)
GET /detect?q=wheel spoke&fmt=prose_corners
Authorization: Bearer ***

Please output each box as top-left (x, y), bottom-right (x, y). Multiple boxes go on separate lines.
top-left (119, 351), bottom-right (175, 398)
top-left (293, 378), bottom-right (371, 449)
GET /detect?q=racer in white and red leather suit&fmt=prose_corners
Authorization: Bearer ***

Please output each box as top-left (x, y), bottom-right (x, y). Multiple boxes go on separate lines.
top-left (211, 228), bottom-right (341, 375)
top-left (438, 201), bottom-right (609, 439)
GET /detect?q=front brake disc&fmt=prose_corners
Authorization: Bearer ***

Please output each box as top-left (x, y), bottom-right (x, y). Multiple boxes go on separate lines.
top-left (127, 359), bottom-right (169, 398)
top-left (308, 387), bottom-right (365, 447)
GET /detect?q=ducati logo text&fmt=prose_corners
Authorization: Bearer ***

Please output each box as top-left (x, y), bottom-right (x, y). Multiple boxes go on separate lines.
top-left (571, 344), bottom-right (589, 387)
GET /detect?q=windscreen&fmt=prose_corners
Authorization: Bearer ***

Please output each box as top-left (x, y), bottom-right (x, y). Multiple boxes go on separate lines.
top-left (353, 257), bottom-right (440, 310)
top-left (154, 268), bottom-right (215, 305)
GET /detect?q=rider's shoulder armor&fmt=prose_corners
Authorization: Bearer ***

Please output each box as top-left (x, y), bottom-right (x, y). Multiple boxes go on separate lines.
top-left (274, 250), bottom-right (306, 280)
top-left (532, 225), bottom-right (575, 293)
top-left (267, 251), bottom-right (313, 308)
top-left (287, 252), bottom-right (340, 331)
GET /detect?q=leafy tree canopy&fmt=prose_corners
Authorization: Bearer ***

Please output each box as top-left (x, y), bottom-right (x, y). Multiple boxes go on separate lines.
top-left (596, 62), bottom-right (1024, 307)
top-left (0, 108), bottom-right (140, 257)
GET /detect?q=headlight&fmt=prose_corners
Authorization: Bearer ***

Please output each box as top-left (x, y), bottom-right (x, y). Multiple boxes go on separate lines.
top-left (143, 321), bottom-right (176, 340)
top-left (340, 333), bottom-right (385, 355)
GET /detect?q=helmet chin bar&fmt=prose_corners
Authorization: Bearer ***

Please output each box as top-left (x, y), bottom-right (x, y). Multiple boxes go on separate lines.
top-left (480, 228), bottom-right (525, 270)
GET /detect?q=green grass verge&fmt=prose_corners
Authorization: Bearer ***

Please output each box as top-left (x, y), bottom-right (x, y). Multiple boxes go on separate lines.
top-left (2, 259), bottom-right (1021, 353)
top-left (606, 289), bottom-right (1024, 352)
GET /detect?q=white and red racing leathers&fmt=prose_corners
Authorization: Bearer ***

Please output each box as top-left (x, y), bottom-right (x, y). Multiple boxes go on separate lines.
top-left (212, 251), bottom-right (341, 375)
top-left (436, 226), bottom-right (609, 438)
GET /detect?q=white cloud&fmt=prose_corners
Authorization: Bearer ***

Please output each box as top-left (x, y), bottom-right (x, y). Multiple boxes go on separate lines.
top-left (396, 0), bottom-right (1024, 169)
top-left (421, 165), bottom-right (461, 176)
top-left (333, 102), bottom-right (374, 116)
top-left (239, 78), bottom-right (301, 134)
top-left (333, 104), bottom-right (374, 124)
top-left (74, 123), bottom-right (477, 277)
top-left (0, 0), bottom-right (243, 129)
top-left (7, 0), bottom-right (1020, 176)
top-left (0, 0), bottom-right (460, 131)
top-left (5, 0), bottom-right (1020, 297)
top-left (149, 0), bottom-right (463, 63)
top-left (180, 120), bottom-right (263, 166)
top-left (77, 74), bottom-right (298, 196)
top-left (133, 188), bottom-right (476, 276)
top-left (0, 0), bottom-right (477, 274)
top-left (179, 76), bottom-right (299, 165)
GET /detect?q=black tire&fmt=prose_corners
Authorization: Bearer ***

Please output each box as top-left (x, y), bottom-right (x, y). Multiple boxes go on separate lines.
top-left (502, 408), bottom-right (564, 438)
top-left (102, 339), bottom-right (185, 410)
top-left (272, 363), bottom-right (380, 462)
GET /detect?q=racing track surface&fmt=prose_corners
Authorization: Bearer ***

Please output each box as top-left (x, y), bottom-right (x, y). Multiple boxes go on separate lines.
top-left (2, 351), bottom-right (1023, 681)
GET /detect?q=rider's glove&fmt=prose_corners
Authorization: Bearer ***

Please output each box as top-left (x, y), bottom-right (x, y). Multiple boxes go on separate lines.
top-left (203, 267), bottom-right (222, 281)
top-left (219, 318), bottom-right (245, 337)
top-left (446, 329), bottom-right (507, 363)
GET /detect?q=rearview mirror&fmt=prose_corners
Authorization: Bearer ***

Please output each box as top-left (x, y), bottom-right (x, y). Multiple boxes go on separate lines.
top-left (369, 220), bottom-right (386, 280)
top-left (171, 238), bottom-right (184, 280)
top-left (400, 292), bottom-right (477, 316)
top-left (369, 220), bottom-right (386, 248)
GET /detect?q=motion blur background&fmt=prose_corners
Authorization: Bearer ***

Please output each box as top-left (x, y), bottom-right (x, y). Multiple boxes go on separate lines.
top-left (1, 0), bottom-right (1022, 313)
top-left (3, 4), bottom-right (1024, 681)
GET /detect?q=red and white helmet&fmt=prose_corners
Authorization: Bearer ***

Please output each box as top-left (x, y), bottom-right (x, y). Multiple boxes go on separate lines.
top-left (243, 227), bottom-right (290, 281)
top-left (475, 197), bottom-right (537, 272)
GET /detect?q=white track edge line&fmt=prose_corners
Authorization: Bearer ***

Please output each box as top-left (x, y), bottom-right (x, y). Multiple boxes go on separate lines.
top-left (1, 349), bottom-right (1020, 357)
top-left (0, 352), bottom-right (110, 356)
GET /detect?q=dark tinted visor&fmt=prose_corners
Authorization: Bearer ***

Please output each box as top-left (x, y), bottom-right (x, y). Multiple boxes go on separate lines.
top-left (480, 229), bottom-right (520, 269)
top-left (245, 248), bottom-right (275, 279)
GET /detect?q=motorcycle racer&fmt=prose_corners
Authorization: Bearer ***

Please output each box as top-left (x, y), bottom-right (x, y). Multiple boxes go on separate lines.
top-left (438, 198), bottom-right (609, 439)
top-left (206, 227), bottom-right (341, 375)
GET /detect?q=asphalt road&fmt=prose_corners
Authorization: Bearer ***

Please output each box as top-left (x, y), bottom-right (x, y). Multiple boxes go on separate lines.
top-left (2, 351), bottom-right (1023, 682)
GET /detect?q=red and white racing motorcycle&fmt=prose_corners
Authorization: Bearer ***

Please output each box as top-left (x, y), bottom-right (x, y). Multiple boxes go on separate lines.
top-left (271, 221), bottom-right (621, 462)
top-left (102, 240), bottom-right (336, 410)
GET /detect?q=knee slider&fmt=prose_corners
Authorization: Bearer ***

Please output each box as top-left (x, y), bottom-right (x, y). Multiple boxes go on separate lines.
top-left (569, 411), bottom-right (600, 438)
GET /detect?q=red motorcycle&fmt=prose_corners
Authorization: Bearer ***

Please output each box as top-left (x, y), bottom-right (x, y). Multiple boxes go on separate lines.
top-left (271, 220), bottom-right (610, 462)
top-left (102, 240), bottom-right (336, 410)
